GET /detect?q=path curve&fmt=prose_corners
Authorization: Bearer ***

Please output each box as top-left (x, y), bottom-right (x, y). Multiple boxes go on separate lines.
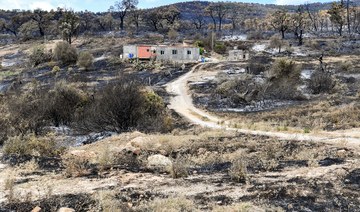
top-left (166, 63), bottom-right (360, 147)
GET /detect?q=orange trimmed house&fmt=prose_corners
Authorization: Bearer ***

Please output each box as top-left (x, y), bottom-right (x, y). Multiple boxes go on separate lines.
top-left (123, 44), bottom-right (200, 62)
top-left (137, 45), bottom-right (156, 59)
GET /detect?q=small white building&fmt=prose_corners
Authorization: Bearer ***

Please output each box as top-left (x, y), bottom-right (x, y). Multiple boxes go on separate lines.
top-left (228, 47), bottom-right (250, 61)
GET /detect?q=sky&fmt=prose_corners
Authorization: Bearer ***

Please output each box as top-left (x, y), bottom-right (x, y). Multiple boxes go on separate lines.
top-left (0, 0), bottom-right (334, 12)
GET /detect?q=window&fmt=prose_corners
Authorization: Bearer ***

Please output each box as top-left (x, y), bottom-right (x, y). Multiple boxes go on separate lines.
top-left (147, 49), bottom-right (150, 52)
top-left (187, 50), bottom-right (192, 55)
top-left (243, 54), bottom-right (246, 59)
top-left (153, 50), bottom-right (156, 53)
top-left (160, 50), bottom-right (165, 55)
top-left (172, 50), bottom-right (177, 55)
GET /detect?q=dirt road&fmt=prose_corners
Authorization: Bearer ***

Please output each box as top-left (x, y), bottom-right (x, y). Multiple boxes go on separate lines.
top-left (165, 63), bottom-right (360, 147)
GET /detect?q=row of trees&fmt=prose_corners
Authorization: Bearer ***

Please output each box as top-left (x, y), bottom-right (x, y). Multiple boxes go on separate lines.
top-left (263, 2), bottom-right (360, 42)
top-left (0, 0), bottom-right (359, 42)
top-left (0, 8), bottom-right (80, 43)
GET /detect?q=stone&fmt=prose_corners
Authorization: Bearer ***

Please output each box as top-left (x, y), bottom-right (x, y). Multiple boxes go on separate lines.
top-left (69, 150), bottom-right (96, 158)
top-left (147, 154), bottom-right (173, 173)
top-left (58, 208), bottom-right (75, 212)
top-left (31, 206), bottom-right (41, 212)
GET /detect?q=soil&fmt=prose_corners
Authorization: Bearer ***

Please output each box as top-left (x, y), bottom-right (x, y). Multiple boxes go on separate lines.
top-left (1, 131), bottom-right (359, 211)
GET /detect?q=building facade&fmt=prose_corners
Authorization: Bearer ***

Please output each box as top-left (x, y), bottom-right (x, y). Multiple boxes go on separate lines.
top-left (123, 45), bottom-right (200, 63)
top-left (228, 49), bottom-right (250, 61)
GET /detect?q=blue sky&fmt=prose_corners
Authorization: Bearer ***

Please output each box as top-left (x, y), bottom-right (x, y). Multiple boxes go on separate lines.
top-left (0, 0), bottom-right (333, 12)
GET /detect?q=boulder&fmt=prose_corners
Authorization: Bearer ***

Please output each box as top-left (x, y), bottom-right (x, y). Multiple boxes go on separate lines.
top-left (147, 154), bottom-right (173, 173)
top-left (58, 208), bottom-right (75, 212)
top-left (131, 136), bottom-right (158, 150)
top-left (31, 206), bottom-right (41, 212)
top-left (69, 150), bottom-right (96, 159)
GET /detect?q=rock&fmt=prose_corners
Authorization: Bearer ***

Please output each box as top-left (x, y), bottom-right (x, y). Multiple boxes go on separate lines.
top-left (58, 208), bottom-right (75, 212)
top-left (114, 143), bottom-right (141, 155)
top-left (69, 150), bottom-right (96, 159)
top-left (131, 136), bottom-right (159, 151)
top-left (159, 149), bottom-right (168, 156)
top-left (197, 148), bottom-right (207, 155)
top-left (147, 154), bottom-right (173, 173)
top-left (31, 206), bottom-right (42, 212)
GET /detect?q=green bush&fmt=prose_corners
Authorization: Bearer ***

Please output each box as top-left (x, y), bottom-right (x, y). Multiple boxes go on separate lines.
top-left (53, 41), bottom-right (78, 65)
top-left (29, 45), bottom-right (52, 67)
top-left (3, 134), bottom-right (65, 158)
top-left (268, 59), bottom-right (300, 80)
top-left (214, 42), bottom-right (226, 54)
top-left (78, 51), bottom-right (94, 70)
top-left (52, 66), bottom-right (61, 74)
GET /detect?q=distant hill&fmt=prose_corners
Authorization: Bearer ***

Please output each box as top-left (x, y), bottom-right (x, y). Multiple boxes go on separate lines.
top-left (147, 1), bottom-right (359, 21)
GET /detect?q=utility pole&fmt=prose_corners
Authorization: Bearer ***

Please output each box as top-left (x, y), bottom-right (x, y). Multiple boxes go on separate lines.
top-left (211, 31), bottom-right (215, 51)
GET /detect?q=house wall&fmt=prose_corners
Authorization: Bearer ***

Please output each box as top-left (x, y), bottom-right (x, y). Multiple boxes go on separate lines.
top-left (123, 45), bottom-right (138, 59)
top-left (156, 47), bottom-right (200, 62)
top-left (138, 46), bottom-right (155, 59)
top-left (123, 45), bottom-right (200, 62)
top-left (228, 50), bottom-right (250, 61)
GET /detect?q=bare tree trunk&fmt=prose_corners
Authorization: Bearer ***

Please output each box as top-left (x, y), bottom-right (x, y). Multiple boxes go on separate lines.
top-left (347, 0), bottom-right (351, 35)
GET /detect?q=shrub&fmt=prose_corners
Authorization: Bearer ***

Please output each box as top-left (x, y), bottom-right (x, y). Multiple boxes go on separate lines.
top-left (265, 59), bottom-right (302, 100)
top-left (6, 87), bottom-right (49, 135)
top-left (269, 35), bottom-right (287, 53)
top-left (76, 76), bottom-right (171, 133)
top-left (0, 101), bottom-right (9, 145)
top-left (51, 66), bottom-right (61, 74)
top-left (77, 77), bottom-right (144, 132)
top-left (29, 45), bottom-right (52, 67)
top-left (3, 133), bottom-right (65, 158)
top-left (170, 155), bottom-right (190, 179)
top-left (44, 82), bottom-right (87, 127)
top-left (138, 197), bottom-right (196, 212)
top-left (247, 55), bottom-right (273, 75)
top-left (53, 41), bottom-right (78, 65)
top-left (267, 59), bottom-right (300, 79)
top-left (338, 61), bottom-right (353, 72)
top-left (194, 40), bottom-right (204, 48)
top-left (6, 82), bottom-right (86, 135)
top-left (62, 153), bottom-right (92, 177)
top-left (247, 31), bottom-right (263, 40)
top-left (78, 51), bottom-right (94, 70)
top-left (229, 159), bottom-right (248, 183)
top-left (214, 42), bottom-right (226, 54)
top-left (167, 28), bottom-right (179, 41)
top-left (304, 39), bottom-right (320, 50)
top-left (97, 147), bottom-right (115, 172)
top-left (308, 70), bottom-right (336, 94)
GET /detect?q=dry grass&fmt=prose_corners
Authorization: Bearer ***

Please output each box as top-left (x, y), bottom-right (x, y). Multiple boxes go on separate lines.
top-left (212, 202), bottom-right (272, 212)
top-left (62, 154), bottom-right (93, 177)
top-left (95, 190), bottom-right (124, 212)
top-left (226, 100), bottom-right (360, 133)
top-left (229, 159), bottom-right (248, 183)
top-left (137, 197), bottom-right (197, 212)
top-left (170, 155), bottom-right (190, 179)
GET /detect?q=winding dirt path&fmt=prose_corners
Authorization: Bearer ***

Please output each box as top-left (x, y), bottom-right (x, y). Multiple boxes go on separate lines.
top-left (165, 63), bottom-right (360, 147)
